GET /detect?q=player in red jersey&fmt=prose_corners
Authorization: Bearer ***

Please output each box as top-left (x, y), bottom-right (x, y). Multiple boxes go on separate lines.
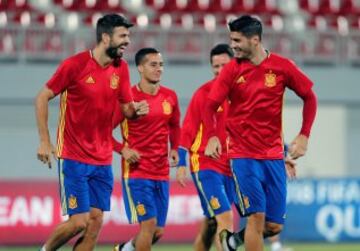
top-left (35, 14), bottom-right (148, 251)
top-left (176, 44), bottom-right (236, 251)
top-left (112, 48), bottom-right (180, 251)
top-left (203, 16), bottom-right (317, 251)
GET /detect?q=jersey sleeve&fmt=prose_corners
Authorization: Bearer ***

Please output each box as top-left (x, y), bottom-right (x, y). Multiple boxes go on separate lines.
top-left (118, 61), bottom-right (133, 104)
top-left (112, 102), bottom-right (125, 153)
top-left (285, 59), bottom-right (314, 96)
top-left (46, 59), bottom-right (75, 95)
top-left (208, 61), bottom-right (235, 103)
top-left (169, 92), bottom-right (181, 150)
top-left (180, 88), bottom-right (203, 150)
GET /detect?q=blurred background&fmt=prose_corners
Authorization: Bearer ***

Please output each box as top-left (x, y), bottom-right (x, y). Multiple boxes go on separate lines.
top-left (0, 0), bottom-right (360, 249)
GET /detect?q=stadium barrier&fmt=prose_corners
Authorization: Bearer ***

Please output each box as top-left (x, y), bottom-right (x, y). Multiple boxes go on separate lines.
top-left (0, 178), bottom-right (359, 244)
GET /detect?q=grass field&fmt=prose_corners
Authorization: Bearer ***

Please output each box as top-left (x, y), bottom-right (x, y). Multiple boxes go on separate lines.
top-left (1, 243), bottom-right (360, 251)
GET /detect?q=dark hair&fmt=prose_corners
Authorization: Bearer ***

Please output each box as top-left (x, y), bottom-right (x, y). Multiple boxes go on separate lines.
top-left (228, 15), bottom-right (262, 40)
top-left (135, 47), bottom-right (160, 66)
top-left (96, 14), bottom-right (133, 43)
top-left (210, 43), bottom-right (233, 64)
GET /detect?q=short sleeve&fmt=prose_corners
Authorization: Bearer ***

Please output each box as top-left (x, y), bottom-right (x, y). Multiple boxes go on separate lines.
top-left (118, 61), bottom-right (133, 104)
top-left (46, 59), bottom-right (74, 95)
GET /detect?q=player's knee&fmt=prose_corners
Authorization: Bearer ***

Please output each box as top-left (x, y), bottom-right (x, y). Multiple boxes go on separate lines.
top-left (152, 228), bottom-right (164, 244)
top-left (89, 210), bottom-right (104, 227)
top-left (140, 218), bottom-right (157, 235)
top-left (265, 222), bottom-right (283, 236)
top-left (248, 213), bottom-right (265, 233)
top-left (71, 219), bottom-right (87, 234)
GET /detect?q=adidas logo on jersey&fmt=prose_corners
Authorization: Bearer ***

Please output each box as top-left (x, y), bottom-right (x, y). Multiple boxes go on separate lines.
top-left (86, 75), bottom-right (95, 84)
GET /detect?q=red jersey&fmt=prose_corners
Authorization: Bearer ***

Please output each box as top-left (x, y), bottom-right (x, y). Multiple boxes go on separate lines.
top-left (113, 85), bottom-right (181, 180)
top-left (180, 80), bottom-right (230, 176)
top-left (208, 53), bottom-right (314, 159)
top-left (46, 50), bottom-right (133, 165)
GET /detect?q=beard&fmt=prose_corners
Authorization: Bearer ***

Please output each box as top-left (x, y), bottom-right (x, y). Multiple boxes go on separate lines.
top-left (105, 42), bottom-right (128, 66)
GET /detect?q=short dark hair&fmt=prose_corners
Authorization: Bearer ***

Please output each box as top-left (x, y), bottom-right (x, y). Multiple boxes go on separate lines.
top-left (96, 14), bottom-right (133, 43)
top-left (135, 47), bottom-right (160, 66)
top-left (210, 43), bottom-right (233, 64)
top-left (228, 15), bottom-right (263, 40)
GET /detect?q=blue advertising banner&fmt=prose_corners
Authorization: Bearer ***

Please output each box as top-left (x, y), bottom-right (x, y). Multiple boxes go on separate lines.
top-left (283, 178), bottom-right (360, 242)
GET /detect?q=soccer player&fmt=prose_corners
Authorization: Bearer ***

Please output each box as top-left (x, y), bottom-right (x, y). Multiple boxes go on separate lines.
top-left (35, 14), bottom-right (148, 251)
top-left (203, 15), bottom-right (317, 251)
top-left (176, 44), bottom-right (235, 251)
top-left (112, 48), bottom-right (181, 251)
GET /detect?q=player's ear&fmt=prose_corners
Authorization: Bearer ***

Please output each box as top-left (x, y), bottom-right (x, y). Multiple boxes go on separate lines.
top-left (137, 64), bottom-right (143, 73)
top-left (102, 33), bottom-right (110, 45)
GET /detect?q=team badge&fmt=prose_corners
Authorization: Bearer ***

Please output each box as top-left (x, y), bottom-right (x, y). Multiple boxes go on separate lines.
top-left (162, 100), bottom-right (172, 115)
top-left (68, 195), bottom-right (78, 209)
top-left (110, 73), bottom-right (119, 89)
top-left (243, 196), bottom-right (250, 209)
top-left (217, 106), bottom-right (223, 112)
top-left (210, 196), bottom-right (221, 210)
top-left (136, 203), bottom-right (146, 216)
top-left (264, 70), bottom-right (276, 87)
top-left (236, 75), bottom-right (246, 84)
top-left (85, 75), bottom-right (95, 84)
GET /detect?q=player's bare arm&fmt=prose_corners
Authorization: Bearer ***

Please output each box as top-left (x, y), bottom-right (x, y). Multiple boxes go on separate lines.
top-left (285, 156), bottom-right (297, 179)
top-left (35, 87), bottom-right (57, 168)
top-left (289, 134), bottom-right (308, 159)
top-left (121, 100), bottom-right (149, 119)
top-left (176, 166), bottom-right (187, 187)
top-left (121, 145), bottom-right (140, 164)
top-left (169, 149), bottom-right (179, 167)
top-left (205, 136), bottom-right (222, 159)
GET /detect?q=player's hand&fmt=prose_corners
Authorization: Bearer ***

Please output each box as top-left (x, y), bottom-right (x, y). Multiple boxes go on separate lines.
top-left (37, 141), bottom-right (57, 169)
top-left (205, 136), bottom-right (222, 159)
top-left (285, 156), bottom-right (297, 180)
top-left (134, 100), bottom-right (149, 116)
top-left (121, 146), bottom-right (140, 164)
top-left (289, 134), bottom-right (308, 159)
top-left (169, 149), bottom-right (179, 167)
top-left (176, 166), bottom-right (187, 187)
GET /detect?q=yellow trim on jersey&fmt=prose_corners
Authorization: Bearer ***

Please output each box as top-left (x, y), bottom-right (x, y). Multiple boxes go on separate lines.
top-left (58, 159), bottom-right (67, 215)
top-left (123, 178), bottom-right (138, 224)
top-left (121, 119), bottom-right (130, 178)
top-left (56, 91), bottom-right (68, 157)
top-left (194, 172), bottom-right (215, 217)
top-left (190, 123), bottom-right (203, 172)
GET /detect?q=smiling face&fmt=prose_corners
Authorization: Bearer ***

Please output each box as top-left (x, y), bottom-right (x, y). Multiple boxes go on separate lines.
top-left (104, 26), bottom-right (130, 59)
top-left (138, 53), bottom-right (164, 84)
top-left (230, 31), bottom-right (259, 60)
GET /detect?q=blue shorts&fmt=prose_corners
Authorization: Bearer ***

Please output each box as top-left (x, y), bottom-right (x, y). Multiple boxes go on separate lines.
top-left (122, 178), bottom-right (169, 227)
top-left (231, 158), bottom-right (286, 224)
top-left (58, 159), bottom-right (113, 216)
top-left (192, 170), bottom-right (237, 218)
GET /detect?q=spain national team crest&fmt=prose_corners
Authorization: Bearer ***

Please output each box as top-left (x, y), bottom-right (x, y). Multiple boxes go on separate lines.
top-left (162, 100), bottom-right (172, 115)
top-left (110, 73), bottom-right (119, 89)
top-left (68, 195), bottom-right (78, 209)
top-left (210, 196), bottom-right (221, 210)
top-left (264, 70), bottom-right (276, 87)
top-left (136, 203), bottom-right (146, 216)
top-left (243, 196), bottom-right (250, 209)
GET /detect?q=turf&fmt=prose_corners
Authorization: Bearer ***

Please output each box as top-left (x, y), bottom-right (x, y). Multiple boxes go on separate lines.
top-left (0, 243), bottom-right (360, 251)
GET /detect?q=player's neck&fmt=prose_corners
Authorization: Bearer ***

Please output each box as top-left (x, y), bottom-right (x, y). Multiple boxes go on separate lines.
top-left (91, 47), bottom-right (113, 67)
top-left (250, 47), bottom-right (268, 65)
top-left (138, 81), bottom-right (160, 95)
